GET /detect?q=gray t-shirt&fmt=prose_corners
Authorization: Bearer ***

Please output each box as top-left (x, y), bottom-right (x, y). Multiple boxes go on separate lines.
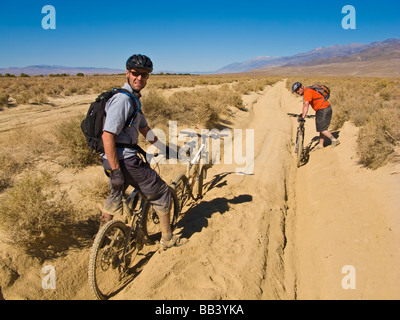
top-left (102, 83), bottom-right (148, 160)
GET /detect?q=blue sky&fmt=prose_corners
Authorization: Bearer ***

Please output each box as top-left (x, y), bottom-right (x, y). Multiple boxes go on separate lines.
top-left (0, 0), bottom-right (399, 72)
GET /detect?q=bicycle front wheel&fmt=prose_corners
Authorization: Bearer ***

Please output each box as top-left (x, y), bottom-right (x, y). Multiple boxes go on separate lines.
top-left (88, 220), bottom-right (128, 300)
top-left (296, 130), bottom-right (304, 168)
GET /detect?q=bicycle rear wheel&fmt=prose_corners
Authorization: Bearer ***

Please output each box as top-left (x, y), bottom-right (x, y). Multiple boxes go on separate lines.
top-left (142, 186), bottom-right (180, 240)
top-left (88, 220), bottom-right (128, 300)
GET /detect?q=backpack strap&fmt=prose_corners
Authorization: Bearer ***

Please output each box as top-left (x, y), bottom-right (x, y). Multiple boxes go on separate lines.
top-left (109, 88), bottom-right (144, 150)
top-left (112, 88), bottom-right (142, 128)
top-left (305, 86), bottom-right (324, 102)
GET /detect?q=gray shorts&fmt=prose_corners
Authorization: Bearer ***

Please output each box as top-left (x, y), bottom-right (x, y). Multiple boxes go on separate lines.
top-left (315, 105), bottom-right (332, 132)
top-left (102, 155), bottom-right (171, 217)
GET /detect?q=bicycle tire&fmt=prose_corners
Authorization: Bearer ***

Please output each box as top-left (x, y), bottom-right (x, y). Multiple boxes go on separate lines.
top-left (88, 220), bottom-right (128, 300)
top-left (196, 166), bottom-right (206, 199)
top-left (142, 186), bottom-right (180, 240)
top-left (171, 173), bottom-right (190, 211)
top-left (169, 187), bottom-right (180, 228)
top-left (296, 130), bottom-right (304, 168)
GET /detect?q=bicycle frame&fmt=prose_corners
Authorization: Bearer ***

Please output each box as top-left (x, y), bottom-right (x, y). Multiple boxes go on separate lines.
top-left (173, 130), bottom-right (229, 209)
top-left (186, 143), bottom-right (205, 187)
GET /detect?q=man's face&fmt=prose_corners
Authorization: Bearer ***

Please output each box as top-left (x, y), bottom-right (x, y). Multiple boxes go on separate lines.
top-left (126, 68), bottom-right (150, 92)
top-left (295, 86), bottom-right (304, 96)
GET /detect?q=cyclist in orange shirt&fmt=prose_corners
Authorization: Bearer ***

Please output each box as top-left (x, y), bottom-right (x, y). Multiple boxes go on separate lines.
top-left (292, 82), bottom-right (340, 149)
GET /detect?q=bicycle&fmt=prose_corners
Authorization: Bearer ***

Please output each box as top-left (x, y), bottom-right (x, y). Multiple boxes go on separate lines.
top-left (171, 131), bottom-right (227, 211)
top-left (88, 149), bottom-right (180, 300)
top-left (287, 113), bottom-right (315, 168)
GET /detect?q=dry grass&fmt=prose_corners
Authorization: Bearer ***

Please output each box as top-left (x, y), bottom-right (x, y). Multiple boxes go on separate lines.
top-left (0, 91), bottom-right (9, 109)
top-left (0, 171), bottom-right (75, 255)
top-left (0, 152), bottom-right (29, 192)
top-left (52, 114), bottom-right (100, 168)
top-left (0, 73), bottom-right (279, 107)
top-left (143, 86), bottom-right (244, 129)
top-left (286, 76), bottom-right (400, 169)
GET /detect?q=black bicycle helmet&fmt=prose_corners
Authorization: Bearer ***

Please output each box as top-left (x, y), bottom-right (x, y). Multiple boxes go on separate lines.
top-left (126, 54), bottom-right (153, 72)
top-left (292, 82), bottom-right (302, 92)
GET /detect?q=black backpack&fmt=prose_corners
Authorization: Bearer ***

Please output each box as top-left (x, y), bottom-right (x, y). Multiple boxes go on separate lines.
top-left (81, 88), bottom-right (141, 154)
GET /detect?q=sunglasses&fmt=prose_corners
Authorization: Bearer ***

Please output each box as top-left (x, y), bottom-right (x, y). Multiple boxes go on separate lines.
top-left (129, 70), bottom-right (150, 79)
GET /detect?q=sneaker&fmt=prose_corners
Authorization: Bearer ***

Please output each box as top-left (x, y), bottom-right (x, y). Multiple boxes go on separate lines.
top-left (159, 234), bottom-right (186, 251)
top-left (331, 139), bottom-right (341, 147)
top-left (313, 145), bottom-right (324, 152)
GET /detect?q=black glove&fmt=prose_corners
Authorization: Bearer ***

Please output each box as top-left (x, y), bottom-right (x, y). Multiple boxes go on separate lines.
top-left (297, 115), bottom-right (305, 122)
top-left (110, 168), bottom-right (124, 191)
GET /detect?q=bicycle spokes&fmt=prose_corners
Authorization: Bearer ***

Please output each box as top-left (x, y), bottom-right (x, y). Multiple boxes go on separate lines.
top-left (89, 220), bottom-right (130, 300)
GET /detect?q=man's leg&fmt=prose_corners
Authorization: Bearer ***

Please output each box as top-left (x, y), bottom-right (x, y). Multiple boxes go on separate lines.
top-left (321, 130), bottom-right (340, 147)
top-left (122, 155), bottom-right (174, 242)
top-left (319, 130), bottom-right (333, 147)
top-left (316, 106), bottom-right (340, 148)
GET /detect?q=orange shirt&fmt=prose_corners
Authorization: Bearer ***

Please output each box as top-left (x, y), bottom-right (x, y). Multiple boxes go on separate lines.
top-left (303, 87), bottom-right (330, 111)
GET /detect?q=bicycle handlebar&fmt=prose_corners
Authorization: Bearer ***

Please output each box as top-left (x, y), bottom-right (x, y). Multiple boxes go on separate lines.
top-left (287, 113), bottom-right (315, 119)
top-left (180, 131), bottom-right (230, 139)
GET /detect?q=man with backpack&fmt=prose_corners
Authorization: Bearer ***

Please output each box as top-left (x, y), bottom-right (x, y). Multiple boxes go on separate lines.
top-left (99, 54), bottom-right (181, 250)
top-left (292, 82), bottom-right (340, 149)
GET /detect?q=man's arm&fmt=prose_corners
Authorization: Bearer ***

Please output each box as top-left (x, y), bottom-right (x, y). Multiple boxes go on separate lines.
top-left (301, 101), bottom-right (310, 119)
top-left (139, 125), bottom-right (158, 144)
top-left (140, 125), bottom-right (170, 156)
top-left (102, 131), bottom-right (119, 170)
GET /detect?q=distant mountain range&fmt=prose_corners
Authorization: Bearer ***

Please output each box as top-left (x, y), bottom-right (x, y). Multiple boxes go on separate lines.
top-left (0, 65), bottom-right (124, 76)
top-left (1, 38), bottom-right (399, 77)
top-left (216, 38), bottom-right (400, 76)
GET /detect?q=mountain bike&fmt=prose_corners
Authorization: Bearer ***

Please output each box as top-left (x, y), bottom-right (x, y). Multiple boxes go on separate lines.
top-left (287, 113), bottom-right (315, 168)
top-left (171, 131), bottom-right (228, 211)
top-left (88, 150), bottom-right (179, 300)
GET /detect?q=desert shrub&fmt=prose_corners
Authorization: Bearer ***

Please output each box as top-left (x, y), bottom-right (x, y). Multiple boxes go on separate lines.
top-left (15, 92), bottom-right (30, 104)
top-left (0, 91), bottom-right (9, 108)
top-left (141, 89), bottom-right (171, 120)
top-left (78, 175), bottom-right (110, 203)
top-left (0, 171), bottom-right (74, 253)
top-left (357, 107), bottom-right (400, 169)
top-left (31, 93), bottom-right (48, 104)
top-left (142, 86), bottom-right (241, 129)
top-left (52, 115), bottom-right (99, 168)
top-left (0, 151), bottom-right (30, 192)
top-left (233, 78), bottom-right (277, 95)
top-left (63, 85), bottom-right (79, 96)
top-left (165, 88), bottom-right (228, 128)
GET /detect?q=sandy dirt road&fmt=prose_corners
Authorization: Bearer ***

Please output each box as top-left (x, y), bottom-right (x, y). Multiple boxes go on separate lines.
top-left (1, 80), bottom-right (399, 300)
